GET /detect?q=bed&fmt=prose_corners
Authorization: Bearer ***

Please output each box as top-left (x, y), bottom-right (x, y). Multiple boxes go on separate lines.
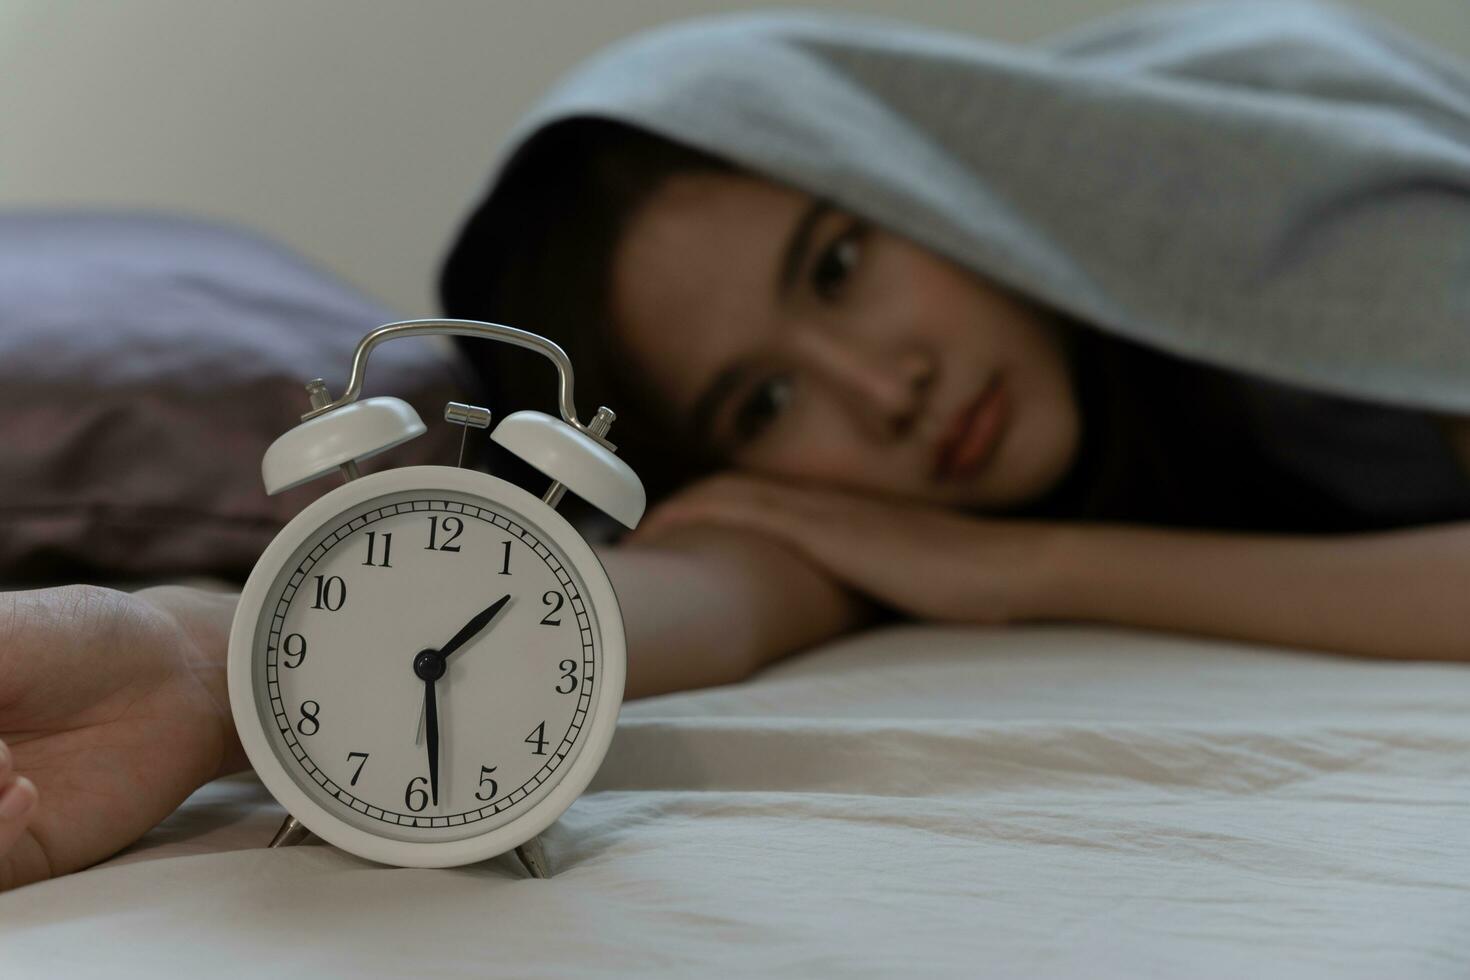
top-left (5, 211), bottom-right (1468, 976)
top-left (3, 620), bottom-right (1468, 977)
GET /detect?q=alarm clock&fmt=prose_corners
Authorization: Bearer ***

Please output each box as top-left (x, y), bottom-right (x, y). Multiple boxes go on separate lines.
top-left (226, 319), bottom-right (645, 878)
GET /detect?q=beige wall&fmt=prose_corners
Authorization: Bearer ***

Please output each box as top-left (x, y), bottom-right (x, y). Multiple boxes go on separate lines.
top-left (1, 0), bottom-right (1466, 316)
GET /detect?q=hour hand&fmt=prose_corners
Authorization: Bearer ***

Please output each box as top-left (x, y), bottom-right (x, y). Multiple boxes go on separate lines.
top-left (439, 593), bottom-right (512, 660)
top-left (414, 594), bottom-right (511, 744)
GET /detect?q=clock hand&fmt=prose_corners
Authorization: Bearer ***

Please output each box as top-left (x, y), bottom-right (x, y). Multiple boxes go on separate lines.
top-left (414, 599), bottom-right (511, 764)
top-left (438, 594), bottom-right (512, 661)
top-left (424, 675), bottom-right (440, 807)
top-left (411, 599), bottom-right (508, 743)
top-left (414, 593), bottom-right (511, 744)
top-left (413, 647), bottom-right (448, 805)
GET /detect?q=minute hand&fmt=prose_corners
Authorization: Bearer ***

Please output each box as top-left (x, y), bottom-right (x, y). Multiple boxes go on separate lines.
top-left (439, 593), bottom-right (512, 660)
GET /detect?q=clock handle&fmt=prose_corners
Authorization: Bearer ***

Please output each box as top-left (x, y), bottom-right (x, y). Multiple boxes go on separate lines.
top-left (269, 317), bottom-right (645, 526)
top-left (303, 318), bottom-right (613, 448)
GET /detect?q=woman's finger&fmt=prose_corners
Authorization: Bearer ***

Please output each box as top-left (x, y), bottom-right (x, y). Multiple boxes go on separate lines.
top-left (0, 771), bottom-right (39, 894)
top-left (0, 739), bottom-right (38, 841)
top-left (0, 774), bottom-right (38, 855)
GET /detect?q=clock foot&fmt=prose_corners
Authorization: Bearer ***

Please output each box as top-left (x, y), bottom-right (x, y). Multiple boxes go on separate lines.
top-left (268, 813), bottom-right (312, 848)
top-left (515, 835), bottom-right (552, 878)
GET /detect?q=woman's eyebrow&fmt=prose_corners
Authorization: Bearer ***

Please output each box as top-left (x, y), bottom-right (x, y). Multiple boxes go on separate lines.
top-left (777, 199), bottom-right (831, 296)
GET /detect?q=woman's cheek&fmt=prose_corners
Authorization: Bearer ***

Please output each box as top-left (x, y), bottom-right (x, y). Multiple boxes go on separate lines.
top-left (742, 399), bottom-right (847, 483)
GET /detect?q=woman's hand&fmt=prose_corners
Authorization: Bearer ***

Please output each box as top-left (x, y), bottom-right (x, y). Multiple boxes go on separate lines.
top-left (624, 472), bottom-right (1063, 624)
top-left (0, 584), bottom-right (241, 892)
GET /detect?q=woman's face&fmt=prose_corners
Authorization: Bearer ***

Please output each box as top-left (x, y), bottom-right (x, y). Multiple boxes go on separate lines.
top-left (609, 173), bottom-right (1082, 510)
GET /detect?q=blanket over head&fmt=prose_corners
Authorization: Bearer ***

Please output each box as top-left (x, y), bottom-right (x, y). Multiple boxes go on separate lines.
top-left (440, 0), bottom-right (1470, 417)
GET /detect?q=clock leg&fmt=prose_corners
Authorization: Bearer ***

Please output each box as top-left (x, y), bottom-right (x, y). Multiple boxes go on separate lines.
top-left (515, 835), bottom-right (552, 878)
top-left (268, 813), bottom-right (313, 848)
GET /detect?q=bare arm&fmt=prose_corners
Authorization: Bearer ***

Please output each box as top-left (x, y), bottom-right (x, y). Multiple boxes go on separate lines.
top-left (1040, 521), bottom-right (1470, 661)
top-left (596, 524), bottom-right (882, 699)
top-left (970, 413), bottom-right (1470, 660)
top-left (600, 469), bottom-right (1470, 663)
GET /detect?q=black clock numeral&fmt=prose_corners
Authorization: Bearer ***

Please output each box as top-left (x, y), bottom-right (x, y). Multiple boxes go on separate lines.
top-left (425, 515), bottom-right (463, 552)
top-left (346, 751), bottom-right (369, 786)
top-left (405, 776), bottom-right (429, 812)
top-left (362, 530), bottom-right (393, 568)
top-left (281, 632), bottom-right (307, 669)
top-left (296, 700), bottom-right (321, 736)
top-left (556, 659), bottom-right (578, 694)
top-left (312, 575), bottom-right (346, 611)
top-left (499, 539), bottom-right (512, 575)
top-left (525, 721), bottom-right (548, 756)
top-left (475, 765), bottom-right (499, 802)
top-left (540, 590), bottom-right (564, 626)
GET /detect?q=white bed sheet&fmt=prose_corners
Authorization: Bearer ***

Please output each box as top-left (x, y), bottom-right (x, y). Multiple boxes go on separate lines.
top-left (3, 623), bottom-right (1469, 977)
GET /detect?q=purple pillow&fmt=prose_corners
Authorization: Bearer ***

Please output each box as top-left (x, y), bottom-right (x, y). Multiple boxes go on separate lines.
top-left (0, 211), bottom-right (472, 582)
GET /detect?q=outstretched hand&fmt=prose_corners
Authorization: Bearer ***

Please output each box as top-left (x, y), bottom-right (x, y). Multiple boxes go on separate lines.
top-left (0, 584), bottom-right (240, 892)
top-left (624, 471), bottom-right (1063, 625)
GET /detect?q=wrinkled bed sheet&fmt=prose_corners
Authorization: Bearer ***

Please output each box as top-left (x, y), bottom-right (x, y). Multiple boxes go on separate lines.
top-left (3, 623), bottom-right (1468, 978)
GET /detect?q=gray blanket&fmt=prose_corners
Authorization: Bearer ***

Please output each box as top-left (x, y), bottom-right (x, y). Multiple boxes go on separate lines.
top-left (441, 0), bottom-right (1470, 415)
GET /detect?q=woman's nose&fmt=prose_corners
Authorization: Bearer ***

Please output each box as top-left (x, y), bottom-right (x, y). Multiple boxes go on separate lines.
top-left (793, 331), bottom-right (937, 439)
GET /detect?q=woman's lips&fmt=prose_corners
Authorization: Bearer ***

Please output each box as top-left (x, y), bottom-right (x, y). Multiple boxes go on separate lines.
top-left (932, 375), bottom-right (1009, 482)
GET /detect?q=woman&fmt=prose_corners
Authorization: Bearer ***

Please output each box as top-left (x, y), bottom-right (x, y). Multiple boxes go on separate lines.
top-left (3, 0), bottom-right (1470, 891)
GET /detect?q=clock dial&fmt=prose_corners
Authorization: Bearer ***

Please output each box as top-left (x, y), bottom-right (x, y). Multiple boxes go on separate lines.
top-left (252, 488), bottom-right (601, 843)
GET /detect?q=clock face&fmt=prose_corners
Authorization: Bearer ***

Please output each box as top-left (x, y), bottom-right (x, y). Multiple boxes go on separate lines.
top-left (246, 479), bottom-right (609, 848)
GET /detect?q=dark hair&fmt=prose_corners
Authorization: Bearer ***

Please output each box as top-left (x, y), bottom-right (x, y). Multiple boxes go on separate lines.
top-left (439, 119), bottom-right (737, 519)
top-left (1009, 318), bottom-right (1389, 534)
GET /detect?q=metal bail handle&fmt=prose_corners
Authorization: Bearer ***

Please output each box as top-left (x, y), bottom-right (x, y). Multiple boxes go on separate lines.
top-left (303, 319), bottom-right (614, 449)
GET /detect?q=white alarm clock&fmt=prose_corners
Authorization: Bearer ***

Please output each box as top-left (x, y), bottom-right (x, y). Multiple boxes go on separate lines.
top-left (227, 319), bottom-right (645, 878)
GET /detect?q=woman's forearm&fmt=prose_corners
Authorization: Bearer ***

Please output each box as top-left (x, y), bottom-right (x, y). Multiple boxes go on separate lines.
top-left (596, 524), bottom-right (880, 699)
top-left (1040, 521), bottom-right (1470, 661)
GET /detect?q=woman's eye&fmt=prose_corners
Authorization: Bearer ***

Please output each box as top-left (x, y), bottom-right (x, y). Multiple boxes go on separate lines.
top-left (731, 374), bottom-right (794, 442)
top-left (811, 223), bottom-right (865, 300)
